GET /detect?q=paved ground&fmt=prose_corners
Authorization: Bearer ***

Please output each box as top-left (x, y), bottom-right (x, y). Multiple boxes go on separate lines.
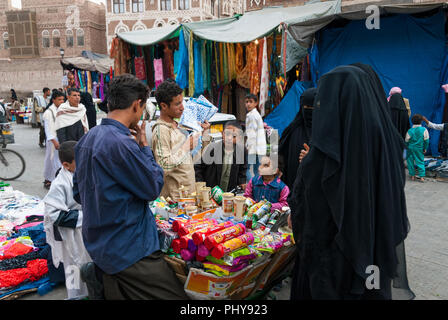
top-left (4, 121), bottom-right (448, 300)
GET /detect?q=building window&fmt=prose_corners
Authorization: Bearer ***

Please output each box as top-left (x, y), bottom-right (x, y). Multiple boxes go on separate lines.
top-left (154, 19), bottom-right (165, 28)
top-left (211, 0), bottom-right (215, 16)
top-left (3, 32), bottom-right (9, 50)
top-left (160, 0), bottom-right (171, 11)
top-left (53, 30), bottom-right (61, 47)
top-left (77, 28), bottom-right (85, 46)
top-left (66, 29), bottom-right (74, 47)
top-left (113, 0), bottom-right (125, 13)
top-left (168, 19), bottom-right (178, 26)
top-left (132, 0), bottom-right (143, 12)
top-left (42, 30), bottom-right (50, 48)
top-left (179, 0), bottom-right (189, 10)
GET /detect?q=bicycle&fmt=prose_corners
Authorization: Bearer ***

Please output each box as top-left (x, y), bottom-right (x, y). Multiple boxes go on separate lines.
top-left (0, 123), bottom-right (26, 180)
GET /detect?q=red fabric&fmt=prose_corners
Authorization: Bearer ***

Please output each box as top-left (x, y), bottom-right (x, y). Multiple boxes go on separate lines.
top-left (134, 57), bottom-right (146, 80)
top-left (0, 259), bottom-right (48, 289)
top-left (1, 243), bottom-right (34, 260)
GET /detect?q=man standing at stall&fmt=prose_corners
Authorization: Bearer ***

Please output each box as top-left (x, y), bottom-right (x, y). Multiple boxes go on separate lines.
top-left (34, 87), bottom-right (51, 147)
top-left (152, 80), bottom-right (211, 199)
top-left (73, 74), bottom-right (188, 300)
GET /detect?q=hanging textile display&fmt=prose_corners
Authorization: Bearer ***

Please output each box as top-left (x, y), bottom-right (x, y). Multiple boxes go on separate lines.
top-left (259, 37), bottom-right (269, 117)
top-left (201, 41), bottom-right (208, 92)
top-left (206, 41), bottom-right (212, 93)
top-left (110, 37), bottom-right (131, 76)
top-left (176, 30), bottom-right (189, 90)
top-left (236, 44), bottom-right (250, 89)
top-left (163, 41), bottom-right (175, 80)
top-left (235, 43), bottom-right (244, 75)
top-left (154, 58), bottom-right (164, 88)
top-left (248, 42), bottom-right (260, 95)
top-left (194, 40), bottom-right (204, 96)
top-left (188, 31), bottom-right (195, 97)
top-left (135, 56), bottom-right (147, 81)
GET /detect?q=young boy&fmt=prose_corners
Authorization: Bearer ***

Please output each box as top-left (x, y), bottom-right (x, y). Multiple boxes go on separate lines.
top-left (43, 141), bottom-right (92, 300)
top-left (244, 155), bottom-right (289, 213)
top-left (245, 93), bottom-right (267, 183)
top-left (405, 114), bottom-right (429, 182)
top-left (152, 80), bottom-right (211, 198)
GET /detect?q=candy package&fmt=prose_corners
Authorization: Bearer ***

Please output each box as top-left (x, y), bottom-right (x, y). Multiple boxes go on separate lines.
top-left (253, 232), bottom-right (284, 254)
top-left (203, 261), bottom-right (249, 276)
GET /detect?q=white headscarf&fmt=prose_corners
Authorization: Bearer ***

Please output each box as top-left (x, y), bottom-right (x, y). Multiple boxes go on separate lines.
top-left (55, 101), bottom-right (89, 133)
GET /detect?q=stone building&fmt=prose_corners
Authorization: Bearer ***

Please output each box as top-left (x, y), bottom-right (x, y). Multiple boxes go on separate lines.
top-left (0, 0), bottom-right (106, 98)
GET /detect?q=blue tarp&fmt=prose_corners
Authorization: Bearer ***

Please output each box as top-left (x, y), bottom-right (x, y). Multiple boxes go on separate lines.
top-left (310, 11), bottom-right (448, 156)
top-left (264, 81), bottom-right (313, 137)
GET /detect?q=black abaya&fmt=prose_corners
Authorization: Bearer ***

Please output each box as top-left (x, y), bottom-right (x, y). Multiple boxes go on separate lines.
top-left (289, 65), bottom-right (414, 300)
top-left (389, 93), bottom-right (411, 140)
top-left (279, 88), bottom-right (317, 188)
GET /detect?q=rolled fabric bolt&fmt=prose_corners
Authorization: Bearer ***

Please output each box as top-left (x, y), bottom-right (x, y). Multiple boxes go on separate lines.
top-left (192, 221), bottom-right (234, 245)
top-left (211, 233), bottom-right (255, 259)
top-left (179, 233), bottom-right (194, 249)
top-left (180, 248), bottom-right (195, 261)
top-left (196, 253), bottom-right (206, 262)
top-left (171, 238), bottom-right (182, 254)
top-left (197, 244), bottom-right (210, 258)
top-left (178, 219), bottom-right (217, 237)
top-left (187, 240), bottom-right (198, 252)
top-left (204, 223), bottom-right (246, 250)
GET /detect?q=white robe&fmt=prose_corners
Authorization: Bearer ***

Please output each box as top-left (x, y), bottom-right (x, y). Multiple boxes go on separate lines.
top-left (42, 105), bottom-right (61, 182)
top-left (43, 167), bottom-right (92, 300)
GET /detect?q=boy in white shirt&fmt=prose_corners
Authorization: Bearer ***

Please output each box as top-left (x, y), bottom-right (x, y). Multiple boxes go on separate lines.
top-left (245, 93), bottom-right (267, 183)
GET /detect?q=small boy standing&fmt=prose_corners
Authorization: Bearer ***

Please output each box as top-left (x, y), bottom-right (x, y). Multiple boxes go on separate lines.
top-left (245, 93), bottom-right (267, 183)
top-left (405, 114), bottom-right (429, 182)
top-left (244, 155), bottom-right (289, 212)
top-left (43, 141), bottom-right (92, 300)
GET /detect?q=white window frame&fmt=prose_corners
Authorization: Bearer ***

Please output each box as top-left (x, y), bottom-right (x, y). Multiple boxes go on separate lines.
top-left (76, 28), bottom-right (85, 47)
top-left (178, 0), bottom-right (190, 10)
top-left (42, 30), bottom-right (50, 48)
top-left (131, 0), bottom-right (144, 13)
top-left (66, 29), bottom-right (74, 47)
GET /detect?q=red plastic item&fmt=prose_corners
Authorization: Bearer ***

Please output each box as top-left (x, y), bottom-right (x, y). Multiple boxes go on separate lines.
top-left (204, 223), bottom-right (246, 250)
top-left (192, 221), bottom-right (234, 246)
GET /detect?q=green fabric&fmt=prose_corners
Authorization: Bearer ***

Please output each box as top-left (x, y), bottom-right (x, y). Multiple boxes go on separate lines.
top-left (406, 148), bottom-right (426, 177)
top-left (406, 126), bottom-right (429, 151)
top-left (201, 41), bottom-right (208, 91)
top-left (117, 25), bottom-right (181, 46)
top-left (206, 41), bottom-right (212, 91)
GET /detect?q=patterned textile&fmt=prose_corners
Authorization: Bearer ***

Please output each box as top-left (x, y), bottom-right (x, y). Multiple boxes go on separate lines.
top-left (134, 57), bottom-right (146, 81)
top-left (179, 95), bottom-right (218, 132)
top-left (259, 37), bottom-right (269, 117)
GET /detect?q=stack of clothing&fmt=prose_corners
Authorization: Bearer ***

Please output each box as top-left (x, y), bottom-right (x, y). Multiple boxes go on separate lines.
top-left (424, 158), bottom-right (448, 180)
top-left (0, 190), bottom-right (52, 299)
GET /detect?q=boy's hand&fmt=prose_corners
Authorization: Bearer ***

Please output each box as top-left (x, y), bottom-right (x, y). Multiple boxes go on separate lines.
top-left (200, 120), bottom-right (211, 132)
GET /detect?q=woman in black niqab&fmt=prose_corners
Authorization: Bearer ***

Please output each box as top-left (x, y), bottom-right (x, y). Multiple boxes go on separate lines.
top-left (389, 93), bottom-right (411, 140)
top-left (289, 65), bottom-right (415, 300)
top-left (279, 88), bottom-right (317, 188)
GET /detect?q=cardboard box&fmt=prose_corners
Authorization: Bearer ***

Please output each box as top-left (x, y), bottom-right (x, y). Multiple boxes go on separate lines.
top-left (254, 245), bottom-right (296, 290)
top-left (164, 255), bottom-right (188, 277)
top-left (184, 265), bottom-right (253, 299)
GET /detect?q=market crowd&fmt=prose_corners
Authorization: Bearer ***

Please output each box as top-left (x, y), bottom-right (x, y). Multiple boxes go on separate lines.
top-left (33, 62), bottom-right (448, 300)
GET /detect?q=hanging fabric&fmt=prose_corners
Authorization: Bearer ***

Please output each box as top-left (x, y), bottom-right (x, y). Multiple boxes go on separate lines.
top-left (235, 43), bottom-right (244, 75)
top-left (194, 39), bottom-right (204, 96)
top-left (154, 58), bottom-right (164, 88)
top-left (219, 43), bottom-right (225, 85)
top-left (135, 56), bottom-right (147, 81)
top-left (74, 70), bottom-right (80, 88)
top-left (215, 42), bottom-right (221, 87)
top-left (176, 30), bottom-right (189, 90)
top-left (188, 31), bottom-right (195, 97)
top-left (259, 37), bottom-right (269, 117)
top-left (206, 41), bottom-right (212, 92)
top-left (201, 41), bottom-right (208, 92)
top-left (248, 42), bottom-right (260, 95)
top-left (87, 71), bottom-right (92, 94)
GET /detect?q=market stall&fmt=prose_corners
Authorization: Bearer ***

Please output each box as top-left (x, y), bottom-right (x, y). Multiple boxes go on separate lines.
top-left (0, 184), bottom-right (52, 300)
top-left (111, 1), bottom-right (341, 121)
top-left (151, 182), bottom-right (295, 300)
top-left (60, 50), bottom-right (114, 102)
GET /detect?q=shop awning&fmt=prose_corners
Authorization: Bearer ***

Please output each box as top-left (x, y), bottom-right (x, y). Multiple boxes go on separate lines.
top-left (182, 0), bottom-right (341, 43)
top-left (61, 51), bottom-right (114, 74)
top-left (117, 24), bottom-right (181, 46)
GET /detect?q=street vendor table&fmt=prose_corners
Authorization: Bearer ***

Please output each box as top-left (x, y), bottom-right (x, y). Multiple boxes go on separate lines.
top-left (10, 110), bottom-right (32, 125)
top-left (164, 243), bottom-right (296, 300)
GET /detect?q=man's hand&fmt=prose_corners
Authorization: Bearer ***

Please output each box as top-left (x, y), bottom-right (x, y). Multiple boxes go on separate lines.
top-left (422, 116), bottom-right (429, 124)
top-left (240, 184), bottom-right (247, 192)
top-left (131, 121), bottom-right (149, 147)
top-left (183, 132), bottom-right (200, 152)
top-left (287, 214), bottom-right (292, 229)
top-left (52, 140), bottom-right (60, 150)
top-left (299, 143), bottom-right (310, 163)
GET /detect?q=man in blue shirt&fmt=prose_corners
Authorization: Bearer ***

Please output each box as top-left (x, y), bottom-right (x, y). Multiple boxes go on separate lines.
top-left (73, 74), bottom-right (188, 300)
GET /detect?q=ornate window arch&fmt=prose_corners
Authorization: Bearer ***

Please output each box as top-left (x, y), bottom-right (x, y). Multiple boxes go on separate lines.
top-left (132, 21), bottom-right (147, 31)
top-left (168, 18), bottom-right (179, 26)
top-left (77, 28), bottom-right (85, 46)
top-left (42, 30), bottom-right (50, 48)
top-left (2, 32), bottom-right (8, 49)
top-left (52, 30), bottom-right (61, 47)
top-left (66, 29), bottom-right (74, 47)
top-left (115, 22), bottom-right (130, 34)
top-left (154, 19), bottom-right (166, 28)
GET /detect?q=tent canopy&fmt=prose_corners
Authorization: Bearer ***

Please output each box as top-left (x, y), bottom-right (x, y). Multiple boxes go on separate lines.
top-left (61, 50), bottom-right (114, 74)
top-left (117, 24), bottom-right (181, 46)
top-left (183, 1), bottom-right (341, 43)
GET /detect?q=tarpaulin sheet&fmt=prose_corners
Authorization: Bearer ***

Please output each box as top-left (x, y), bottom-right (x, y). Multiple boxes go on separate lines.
top-left (264, 81), bottom-right (313, 137)
top-left (310, 10), bottom-right (448, 156)
top-left (117, 24), bottom-right (181, 46)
